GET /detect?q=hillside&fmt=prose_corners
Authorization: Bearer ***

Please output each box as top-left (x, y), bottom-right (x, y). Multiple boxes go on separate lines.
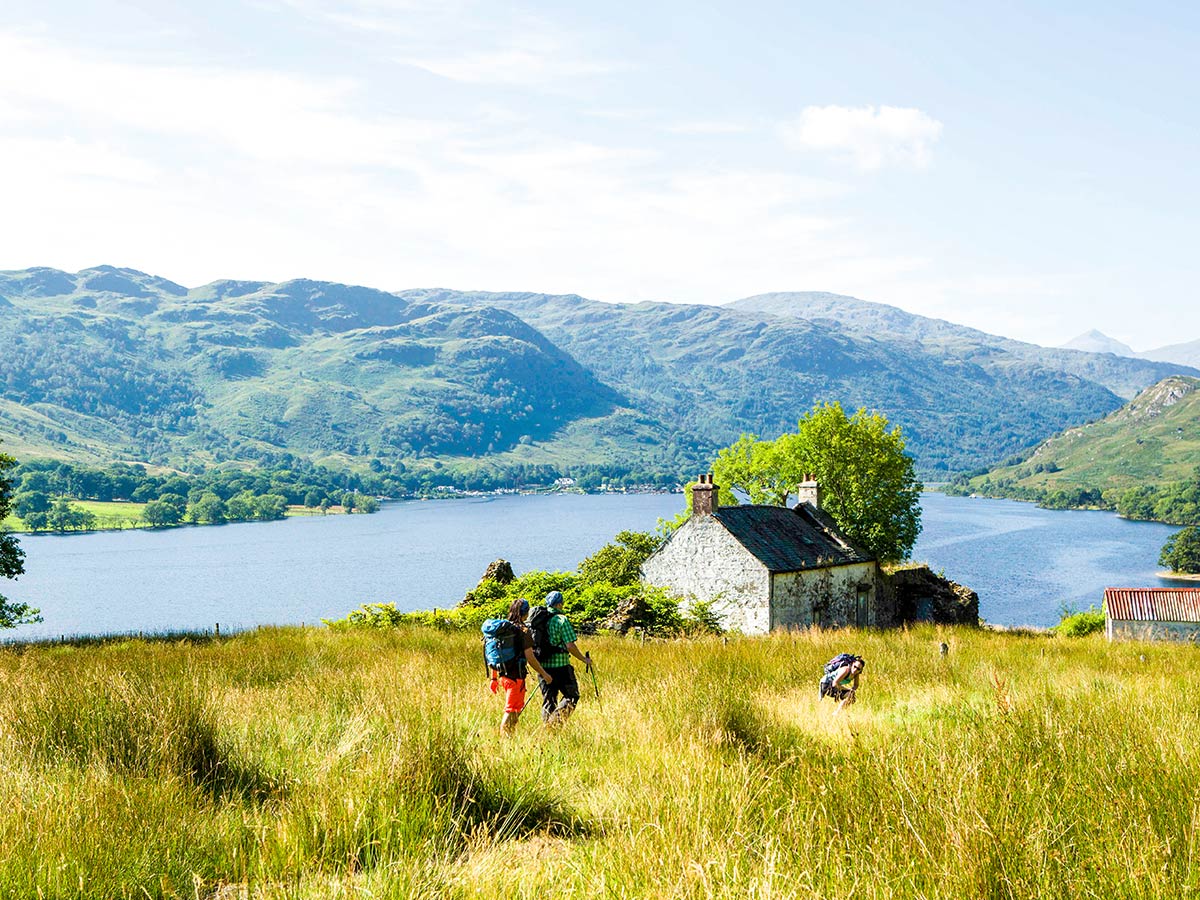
top-left (2, 266), bottom-right (1196, 479)
top-left (0, 267), bottom-right (683, 475)
top-left (959, 375), bottom-right (1200, 494)
top-left (404, 287), bottom-right (1193, 472)
top-left (727, 291), bottom-right (1193, 400)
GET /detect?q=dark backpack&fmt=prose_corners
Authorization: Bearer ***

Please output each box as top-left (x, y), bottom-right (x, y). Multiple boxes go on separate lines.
top-left (823, 652), bottom-right (861, 676)
top-left (528, 606), bottom-right (567, 663)
top-left (481, 619), bottom-right (525, 679)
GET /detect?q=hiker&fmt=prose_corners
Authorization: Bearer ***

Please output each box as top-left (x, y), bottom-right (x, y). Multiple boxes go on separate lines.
top-left (819, 653), bottom-right (864, 715)
top-left (530, 590), bottom-right (591, 726)
top-left (486, 599), bottom-right (554, 735)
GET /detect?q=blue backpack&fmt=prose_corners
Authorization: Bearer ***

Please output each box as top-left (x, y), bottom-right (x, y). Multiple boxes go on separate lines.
top-left (481, 619), bottom-right (524, 678)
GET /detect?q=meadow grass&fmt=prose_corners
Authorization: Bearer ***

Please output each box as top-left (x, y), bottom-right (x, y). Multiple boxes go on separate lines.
top-left (1, 625), bottom-right (1198, 898)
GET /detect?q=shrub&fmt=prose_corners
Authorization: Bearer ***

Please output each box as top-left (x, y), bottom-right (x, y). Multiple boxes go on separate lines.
top-left (1053, 606), bottom-right (1106, 637)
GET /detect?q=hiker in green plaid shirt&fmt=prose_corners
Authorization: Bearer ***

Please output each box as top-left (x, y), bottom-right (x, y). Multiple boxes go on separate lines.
top-left (536, 590), bottom-right (592, 726)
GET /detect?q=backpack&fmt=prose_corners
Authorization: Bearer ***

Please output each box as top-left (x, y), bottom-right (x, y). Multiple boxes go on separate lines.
top-left (481, 619), bottom-right (525, 679)
top-left (528, 606), bottom-right (567, 664)
top-left (823, 652), bottom-right (861, 677)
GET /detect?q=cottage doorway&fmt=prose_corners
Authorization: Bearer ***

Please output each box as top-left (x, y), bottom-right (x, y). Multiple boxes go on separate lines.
top-left (855, 586), bottom-right (870, 627)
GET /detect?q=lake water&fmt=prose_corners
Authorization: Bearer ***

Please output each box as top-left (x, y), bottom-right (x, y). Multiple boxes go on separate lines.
top-left (3, 492), bottom-right (1193, 639)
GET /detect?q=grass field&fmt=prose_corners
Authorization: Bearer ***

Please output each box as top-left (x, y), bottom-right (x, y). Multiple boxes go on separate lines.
top-left (1, 624), bottom-right (1198, 899)
top-left (2, 503), bottom-right (343, 533)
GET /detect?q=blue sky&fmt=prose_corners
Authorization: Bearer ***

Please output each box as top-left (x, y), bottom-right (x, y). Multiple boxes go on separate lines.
top-left (1, 1), bottom-right (1196, 348)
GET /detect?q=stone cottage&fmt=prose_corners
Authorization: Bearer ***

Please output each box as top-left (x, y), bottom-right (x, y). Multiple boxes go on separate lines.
top-left (1104, 587), bottom-right (1200, 642)
top-left (640, 475), bottom-right (882, 634)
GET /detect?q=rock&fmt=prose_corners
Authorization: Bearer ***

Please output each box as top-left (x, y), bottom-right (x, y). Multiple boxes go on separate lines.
top-left (599, 595), bottom-right (652, 634)
top-left (480, 559), bottom-right (515, 585)
top-left (459, 558), bottom-right (515, 607)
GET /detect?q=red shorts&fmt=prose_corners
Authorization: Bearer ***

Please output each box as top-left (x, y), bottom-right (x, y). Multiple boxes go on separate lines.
top-left (499, 676), bottom-right (526, 713)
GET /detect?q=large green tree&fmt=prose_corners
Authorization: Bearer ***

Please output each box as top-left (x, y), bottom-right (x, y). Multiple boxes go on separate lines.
top-left (711, 402), bottom-right (923, 562)
top-left (0, 446), bottom-right (41, 627)
top-left (1160, 526), bottom-right (1200, 575)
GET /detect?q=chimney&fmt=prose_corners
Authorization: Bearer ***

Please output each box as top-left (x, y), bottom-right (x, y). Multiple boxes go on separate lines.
top-left (691, 474), bottom-right (718, 517)
top-left (796, 473), bottom-right (821, 510)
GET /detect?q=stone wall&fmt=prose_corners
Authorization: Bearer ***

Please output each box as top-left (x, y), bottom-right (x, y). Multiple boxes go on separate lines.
top-left (1108, 619), bottom-right (1200, 643)
top-left (641, 516), bottom-right (771, 634)
top-left (772, 562), bottom-right (878, 629)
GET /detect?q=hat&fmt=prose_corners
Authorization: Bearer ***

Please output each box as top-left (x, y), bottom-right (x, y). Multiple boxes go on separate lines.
top-left (545, 590), bottom-right (564, 607)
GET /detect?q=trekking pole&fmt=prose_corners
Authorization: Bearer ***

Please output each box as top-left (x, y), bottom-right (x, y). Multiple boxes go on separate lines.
top-left (586, 654), bottom-right (603, 710)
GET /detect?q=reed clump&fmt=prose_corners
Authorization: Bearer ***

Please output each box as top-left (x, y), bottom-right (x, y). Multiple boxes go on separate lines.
top-left (0, 624), bottom-right (1198, 898)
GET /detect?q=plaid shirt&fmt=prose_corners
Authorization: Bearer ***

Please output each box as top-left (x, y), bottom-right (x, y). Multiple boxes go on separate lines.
top-left (542, 611), bottom-right (577, 669)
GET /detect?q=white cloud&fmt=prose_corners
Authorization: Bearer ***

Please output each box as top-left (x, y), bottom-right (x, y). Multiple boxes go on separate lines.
top-left (664, 121), bottom-right (750, 135)
top-left (781, 105), bottom-right (944, 170)
top-left (403, 44), bottom-right (622, 86)
top-left (0, 27), bottom-right (938, 313)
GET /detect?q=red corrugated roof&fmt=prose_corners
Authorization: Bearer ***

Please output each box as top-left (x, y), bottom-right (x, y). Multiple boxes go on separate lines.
top-left (1105, 588), bottom-right (1200, 623)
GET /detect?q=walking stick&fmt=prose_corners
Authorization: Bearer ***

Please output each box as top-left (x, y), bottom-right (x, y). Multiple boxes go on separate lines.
top-left (586, 654), bottom-right (603, 710)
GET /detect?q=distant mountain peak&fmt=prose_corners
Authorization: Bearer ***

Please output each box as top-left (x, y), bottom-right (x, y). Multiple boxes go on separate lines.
top-left (1060, 329), bottom-right (1135, 357)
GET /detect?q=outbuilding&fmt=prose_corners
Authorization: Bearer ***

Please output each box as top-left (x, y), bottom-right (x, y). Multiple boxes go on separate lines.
top-left (1104, 587), bottom-right (1200, 642)
top-left (640, 475), bottom-right (882, 634)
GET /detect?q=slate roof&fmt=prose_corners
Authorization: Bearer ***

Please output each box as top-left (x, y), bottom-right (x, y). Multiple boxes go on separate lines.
top-left (1104, 588), bottom-right (1200, 623)
top-left (711, 503), bottom-right (873, 573)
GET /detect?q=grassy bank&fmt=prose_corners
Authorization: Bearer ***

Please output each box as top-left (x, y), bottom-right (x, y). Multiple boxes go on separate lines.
top-left (1, 625), bottom-right (1198, 898)
top-left (2, 503), bottom-right (357, 533)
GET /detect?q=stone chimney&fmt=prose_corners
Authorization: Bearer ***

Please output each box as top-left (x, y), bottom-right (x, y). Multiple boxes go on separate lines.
top-left (691, 474), bottom-right (718, 517)
top-left (796, 474), bottom-right (821, 510)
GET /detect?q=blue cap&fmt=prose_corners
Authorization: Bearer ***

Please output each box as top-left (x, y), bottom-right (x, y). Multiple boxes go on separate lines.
top-left (518, 598), bottom-right (530, 616)
top-left (545, 590), bottom-right (564, 607)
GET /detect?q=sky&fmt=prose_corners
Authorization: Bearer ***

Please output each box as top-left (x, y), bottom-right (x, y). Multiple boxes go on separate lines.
top-left (1, 1), bottom-right (1197, 349)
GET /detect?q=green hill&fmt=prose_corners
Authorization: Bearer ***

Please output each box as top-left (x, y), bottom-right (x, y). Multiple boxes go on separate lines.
top-left (956, 375), bottom-right (1200, 496)
top-left (398, 287), bottom-right (1192, 472)
top-left (2, 266), bottom-right (1196, 480)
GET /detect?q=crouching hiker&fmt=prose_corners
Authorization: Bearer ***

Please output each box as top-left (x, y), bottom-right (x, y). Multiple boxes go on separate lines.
top-left (482, 598), bottom-right (553, 735)
top-left (819, 653), bottom-right (865, 716)
top-left (530, 590), bottom-right (592, 727)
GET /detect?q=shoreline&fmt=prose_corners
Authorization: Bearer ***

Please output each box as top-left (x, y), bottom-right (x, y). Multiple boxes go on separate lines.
top-left (1158, 570), bottom-right (1200, 582)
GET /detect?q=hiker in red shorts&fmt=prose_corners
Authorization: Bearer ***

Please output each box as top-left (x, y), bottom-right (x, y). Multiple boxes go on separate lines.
top-left (491, 598), bottom-right (554, 734)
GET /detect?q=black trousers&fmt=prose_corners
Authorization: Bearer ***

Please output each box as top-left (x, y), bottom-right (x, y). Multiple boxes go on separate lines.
top-left (539, 665), bottom-right (580, 720)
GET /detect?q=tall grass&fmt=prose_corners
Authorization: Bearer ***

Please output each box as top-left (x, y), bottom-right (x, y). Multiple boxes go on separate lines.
top-left (1, 625), bottom-right (1199, 897)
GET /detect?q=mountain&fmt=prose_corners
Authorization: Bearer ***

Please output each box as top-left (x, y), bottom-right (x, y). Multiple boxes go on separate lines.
top-left (396, 288), bottom-right (1199, 472)
top-left (726, 292), bottom-right (1190, 401)
top-left (0, 267), bottom-right (674, 473)
top-left (1140, 338), bottom-right (1200, 370)
top-left (1060, 329), bottom-right (1136, 357)
top-left (2, 267), bottom-right (1198, 479)
top-left (958, 375), bottom-right (1200, 495)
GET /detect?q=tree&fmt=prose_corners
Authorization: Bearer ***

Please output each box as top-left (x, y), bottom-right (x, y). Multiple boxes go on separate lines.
top-left (13, 490), bottom-right (51, 519)
top-left (578, 530), bottom-right (663, 587)
top-left (143, 500), bottom-right (183, 527)
top-left (252, 494), bottom-right (289, 521)
top-left (46, 498), bottom-right (97, 532)
top-left (187, 492), bottom-right (227, 525)
top-left (1160, 527), bottom-right (1200, 575)
top-left (0, 447), bottom-right (41, 627)
top-left (711, 402), bottom-right (922, 562)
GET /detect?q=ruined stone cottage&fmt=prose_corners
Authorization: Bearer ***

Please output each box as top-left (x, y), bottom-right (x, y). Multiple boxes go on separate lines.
top-left (640, 475), bottom-right (882, 634)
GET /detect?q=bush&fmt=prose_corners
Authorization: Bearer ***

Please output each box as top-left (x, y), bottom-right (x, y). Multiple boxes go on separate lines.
top-left (1053, 606), bottom-right (1106, 637)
